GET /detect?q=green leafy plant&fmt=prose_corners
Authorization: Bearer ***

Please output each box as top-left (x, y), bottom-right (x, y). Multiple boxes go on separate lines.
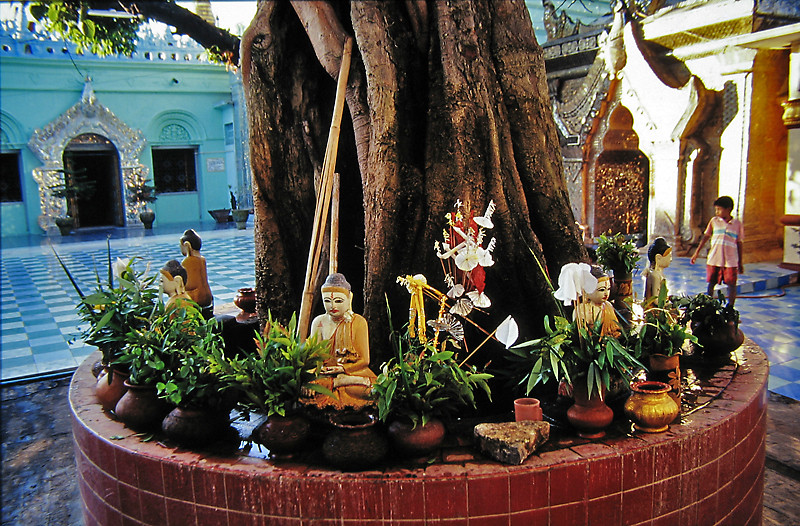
top-left (204, 313), bottom-right (332, 417)
top-left (596, 232), bottom-right (640, 276)
top-left (128, 179), bottom-right (158, 206)
top-left (675, 292), bottom-right (740, 336)
top-left (373, 328), bottom-right (492, 428)
top-left (632, 282), bottom-right (696, 358)
top-left (118, 305), bottom-right (230, 410)
top-left (508, 315), bottom-right (644, 399)
top-left (53, 242), bottom-right (160, 365)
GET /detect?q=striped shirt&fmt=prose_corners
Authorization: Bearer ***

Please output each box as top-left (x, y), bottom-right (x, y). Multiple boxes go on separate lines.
top-left (704, 216), bottom-right (743, 268)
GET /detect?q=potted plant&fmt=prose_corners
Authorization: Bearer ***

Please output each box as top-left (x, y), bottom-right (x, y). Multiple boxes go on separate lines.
top-left (229, 186), bottom-right (252, 229)
top-left (676, 292), bottom-right (744, 358)
top-left (113, 336), bottom-right (172, 431)
top-left (372, 327), bottom-right (492, 457)
top-left (204, 313), bottom-right (332, 454)
top-left (48, 170), bottom-right (96, 235)
top-left (127, 178), bottom-right (158, 229)
top-left (52, 243), bottom-right (159, 410)
top-left (631, 282), bottom-right (696, 404)
top-left (595, 232), bottom-right (640, 316)
top-left (509, 314), bottom-right (643, 438)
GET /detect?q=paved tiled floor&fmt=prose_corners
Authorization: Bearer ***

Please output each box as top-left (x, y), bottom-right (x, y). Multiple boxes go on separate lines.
top-left (632, 254), bottom-right (800, 400)
top-left (1, 224), bottom-right (255, 380)
top-left (1, 228), bottom-right (799, 400)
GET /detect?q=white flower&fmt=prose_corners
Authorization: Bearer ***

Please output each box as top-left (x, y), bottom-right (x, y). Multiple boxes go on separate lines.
top-left (112, 258), bottom-right (131, 279)
top-left (553, 262), bottom-right (597, 306)
top-left (455, 245), bottom-right (483, 271)
top-left (495, 315), bottom-right (519, 349)
top-left (447, 283), bottom-right (465, 298)
top-left (467, 290), bottom-right (491, 308)
top-left (478, 248), bottom-right (494, 267)
top-left (474, 200), bottom-right (496, 229)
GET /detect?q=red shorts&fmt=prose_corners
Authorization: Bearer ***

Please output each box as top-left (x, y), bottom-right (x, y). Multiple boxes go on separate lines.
top-left (707, 266), bottom-right (738, 286)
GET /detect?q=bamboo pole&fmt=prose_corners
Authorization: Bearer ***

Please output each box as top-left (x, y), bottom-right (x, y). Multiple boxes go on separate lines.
top-left (298, 37), bottom-right (353, 340)
top-left (329, 172), bottom-right (340, 275)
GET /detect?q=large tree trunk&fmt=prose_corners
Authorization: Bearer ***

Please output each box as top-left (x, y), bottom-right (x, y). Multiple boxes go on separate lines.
top-left (241, 0), bottom-right (585, 368)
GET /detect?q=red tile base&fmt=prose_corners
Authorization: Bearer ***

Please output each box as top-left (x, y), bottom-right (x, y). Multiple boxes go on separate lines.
top-left (71, 341), bottom-right (768, 525)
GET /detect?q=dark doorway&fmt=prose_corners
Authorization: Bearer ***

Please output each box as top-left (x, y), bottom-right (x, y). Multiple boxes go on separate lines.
top-left (63, 134), bottom-right (123, 228)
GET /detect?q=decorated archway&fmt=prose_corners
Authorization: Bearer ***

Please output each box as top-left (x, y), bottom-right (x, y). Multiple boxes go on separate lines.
top-left (27, 79), bottom-right (148, 230)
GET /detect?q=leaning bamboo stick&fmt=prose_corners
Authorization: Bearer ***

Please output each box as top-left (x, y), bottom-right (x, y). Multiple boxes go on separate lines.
top-left (298, 37), bottom-right (353, 340)
top-left (329, 172), bottom-right (340, 275)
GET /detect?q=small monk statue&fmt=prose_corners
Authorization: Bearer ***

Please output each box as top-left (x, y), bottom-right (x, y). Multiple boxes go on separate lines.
top-left (179, 229), bottom-right (213, 318)
top-left (304, 273), bottom-right (376, 410)
top-left (159, 260), bottom-right (194, 313)
top-left (574, 265), bottom-right (621, 338)
top-left (644, 237), bottom-right (672, 300)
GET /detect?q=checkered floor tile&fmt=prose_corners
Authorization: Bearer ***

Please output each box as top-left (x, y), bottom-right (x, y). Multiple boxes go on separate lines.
top-left (1, 225), bottom-right (255, 381)
top-left (2, 228), bottom-right (799, 400)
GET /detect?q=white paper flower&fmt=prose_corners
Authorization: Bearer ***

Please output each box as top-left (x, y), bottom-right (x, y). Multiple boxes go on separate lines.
top-left (553, 262), bottom-right (597, 306)
top-left (478, 248), bottom-right (494, 267)
top-left (474, 200), bottom-right (496, 229)
top-left (495, 315), bottom-right (519, 349)
top-left (112, 258), bottom-right (131, 279)
top-left (455, 245), bottom-right (483, 271)
top-left (467, 290), bottom-right (491, 308)
top-left (447, 283), bottom-right (465, 298)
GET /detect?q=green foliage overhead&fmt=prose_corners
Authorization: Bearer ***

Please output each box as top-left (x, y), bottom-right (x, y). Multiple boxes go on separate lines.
top-left (29, 1), bottom-right (141, 56)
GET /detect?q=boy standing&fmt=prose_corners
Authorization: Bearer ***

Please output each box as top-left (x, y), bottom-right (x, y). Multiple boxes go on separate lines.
top-left (691, 196), bottom-right (744, 305)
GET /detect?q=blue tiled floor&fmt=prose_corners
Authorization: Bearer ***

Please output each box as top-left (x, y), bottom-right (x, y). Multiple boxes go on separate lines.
top-left (1, 223), bottom-right (255, 381)
top-left (2, 229), bottom-right (799, 400)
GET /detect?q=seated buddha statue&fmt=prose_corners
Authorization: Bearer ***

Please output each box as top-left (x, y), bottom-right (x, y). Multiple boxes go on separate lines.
top-left (179, 229), bottom-right (213, 318)
top-left (574, 265), bottom-right (621, 338)
top-left (644, 237), bottom-right (672, 300)
top-left (303, 273), bottom-right (376, 411)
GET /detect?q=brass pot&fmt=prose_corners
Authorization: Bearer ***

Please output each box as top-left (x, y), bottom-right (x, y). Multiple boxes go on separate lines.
top-left (624, 381), bottom-right (679, 433)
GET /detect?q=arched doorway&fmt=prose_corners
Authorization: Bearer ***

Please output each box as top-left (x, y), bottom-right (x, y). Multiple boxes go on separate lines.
top-left (63, 133), bottom-right (123, 228)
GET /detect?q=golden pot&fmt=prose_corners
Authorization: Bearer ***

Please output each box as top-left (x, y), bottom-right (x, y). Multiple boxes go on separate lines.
top-left (624, 381), bottom-right (679, 433)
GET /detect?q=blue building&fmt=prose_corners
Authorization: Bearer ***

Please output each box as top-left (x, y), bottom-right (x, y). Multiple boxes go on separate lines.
top-left (0, 13), bottom-right (250, 238)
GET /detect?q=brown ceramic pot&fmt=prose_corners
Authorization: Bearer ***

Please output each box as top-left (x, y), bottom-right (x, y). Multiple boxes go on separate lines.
top-left (161, 406), bottom-right (229, 446)
top-left (692, 321), bottom-right (745, 358)
top-left (323, 412), bottom-right (388, 470)
top-left (253, 414), bottom-right (311, 455)
top-left (114, 381), bottom-right (171, 431)
top-left (233, 287), bottom-right (257, 321)
top-left (95, 367), bottom-right (129, 412)
top-left (387, 417), bottom-right (446, 457)
top-left (566, 380), bottom-right (614, 439)
top-left (624, 381), bottom-right (680, 433)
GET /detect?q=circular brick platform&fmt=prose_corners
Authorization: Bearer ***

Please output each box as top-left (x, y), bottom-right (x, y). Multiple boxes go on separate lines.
top-left (71, 341), bottom-right (768, 525)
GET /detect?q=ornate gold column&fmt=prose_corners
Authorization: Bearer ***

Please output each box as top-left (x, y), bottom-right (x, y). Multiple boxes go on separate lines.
top-left (780, 41), bottom-right (800, 270)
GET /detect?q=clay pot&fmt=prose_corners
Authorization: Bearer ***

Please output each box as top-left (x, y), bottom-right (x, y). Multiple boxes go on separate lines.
top-left (161, 407), bottom-right (229, 446)
top-left (387, 418), bottom-right (446, 457)
top-left (233, 287), bottom-right (257, 321)
top-left (231, 209), bottom-right (250, 230)
top-left (648, 353), bottom-right (681, 408)
top-left (139, 209), bottom-right (155, 229)
top-left (95, 368), bottom-right (129, 412)
top-left (514, 398), bottom-right (543, 422)
top-left (114, 381), bottom-right (171, 431)
top-left (566, 380), bottom-right (614, 439)
top-left (323, 412), bottom-right (388, 470)
top-left (252, 414), bottom-right (311, 456)
top-left (692, 321), bottom-right (745, 358)
top-left (624, 381), bottom-right (680, 433)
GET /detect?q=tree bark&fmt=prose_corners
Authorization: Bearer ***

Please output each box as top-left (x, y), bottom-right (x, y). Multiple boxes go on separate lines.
top-left (242, 0), bottom-right (586, 367)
